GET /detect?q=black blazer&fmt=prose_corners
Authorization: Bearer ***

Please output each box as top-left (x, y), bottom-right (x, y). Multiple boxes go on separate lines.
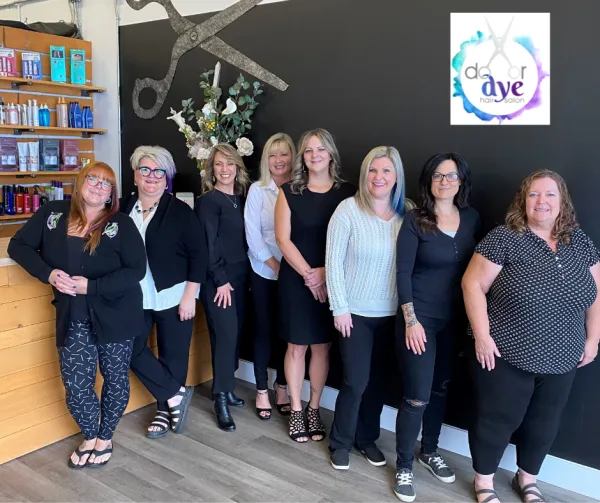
top-left (8, 200), bottom-right (146, 346)
top-left (119, 191), bottom-right (204, 292)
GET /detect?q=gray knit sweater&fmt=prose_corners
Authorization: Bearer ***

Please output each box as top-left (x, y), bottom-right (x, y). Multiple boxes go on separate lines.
top-left (325, 197), bottom-right (403, 317)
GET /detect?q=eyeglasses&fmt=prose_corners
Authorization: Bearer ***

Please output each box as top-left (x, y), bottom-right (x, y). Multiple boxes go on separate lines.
top-left (432, 172), bottom-right (460, 183)
top-left (137, 166), bottom-right (167, 179)
top-left (86, 176), bottom-right (113, 191)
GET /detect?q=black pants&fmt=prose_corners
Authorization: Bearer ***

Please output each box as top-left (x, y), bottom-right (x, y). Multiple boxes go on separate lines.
top-left (249, 270), bottom-right (287, 390)
top-left (58, 320), bottom-right (133, 441)
top-left (469, 355), bottom-right (576, 476)
top-left (329, 315), bottom-right (394, 452)
top-left (130, 305), bottom-right (194, 411)
top-left (395, 315), bottom-right (457, 470)
top-left (201, 264), bottom-right (248, 394)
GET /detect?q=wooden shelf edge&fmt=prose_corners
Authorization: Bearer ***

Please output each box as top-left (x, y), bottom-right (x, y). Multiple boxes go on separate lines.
top-left (0, 171), bottom-right (79, 177)
top-left (0, 76), bottom-right (106, 96)
top-left (0, 125), bottom-right (107, 138)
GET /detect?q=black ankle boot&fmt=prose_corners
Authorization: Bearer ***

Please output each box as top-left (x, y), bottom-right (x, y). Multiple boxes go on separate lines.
top-left (213, 393), bottom-right (236, 432)
top-left (226, 391), bottom-right (245, 407)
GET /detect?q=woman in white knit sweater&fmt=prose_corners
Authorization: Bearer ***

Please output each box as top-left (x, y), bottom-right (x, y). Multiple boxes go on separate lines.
top-left (325, 145), bottom-right (410, 471)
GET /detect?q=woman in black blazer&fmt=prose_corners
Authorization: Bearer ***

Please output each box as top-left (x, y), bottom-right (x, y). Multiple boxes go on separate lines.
top-left (195, 143), bottom-right (251, 432)
top-left (8, 162), bottom-right (146, 469)
top-left (122, 145), bottom-right (204, 439)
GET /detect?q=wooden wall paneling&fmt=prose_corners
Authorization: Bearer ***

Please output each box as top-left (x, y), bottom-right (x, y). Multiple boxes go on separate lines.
top-left (0, 267), bottom-right (7, 286)
top-left (0, 337), bottom-right (58, 378)
top-left (0, 320), bottom-right (55, 351)
top-left (0, 360), bottom-right (59, 394)
top-left (0, 281), bottom-right (52, 304)
top-left (0, 294), bottom-right (55, 332)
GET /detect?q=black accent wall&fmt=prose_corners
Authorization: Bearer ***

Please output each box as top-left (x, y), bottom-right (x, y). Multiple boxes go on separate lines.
top-left (119, 0), bottom-right (600, 470)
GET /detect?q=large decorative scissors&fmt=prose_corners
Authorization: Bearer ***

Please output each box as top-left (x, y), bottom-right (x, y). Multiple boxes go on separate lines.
top-left (126, 0), bottom-right (289, 119)
top-left (485, 16), bottom-right (521, 79)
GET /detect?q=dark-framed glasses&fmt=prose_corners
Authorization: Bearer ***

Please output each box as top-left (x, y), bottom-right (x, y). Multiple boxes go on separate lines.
top-left (86, 175), bottom-right (113, 191)
top-left (432, 172), bottom-right (460, 182)
top-left (138, 166), bottom-right (167, 179)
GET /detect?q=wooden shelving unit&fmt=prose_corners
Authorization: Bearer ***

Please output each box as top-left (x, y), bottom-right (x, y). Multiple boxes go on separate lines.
top-left (0, 213), bottom-right (32, 222)
top-left (0, 171), bottom-right (79, 178)
top-left (0, 125), bottom-right (107, 138)
top-left (0, 76), bottom-right (105, 96)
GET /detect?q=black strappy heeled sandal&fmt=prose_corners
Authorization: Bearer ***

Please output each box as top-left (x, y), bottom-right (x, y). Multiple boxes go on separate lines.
top-left (255, 389), bottom-right (272, 420)
top-left (512, 473), bottom-right (545, 503)
top-left (169, 386), bottom-right (195, 434)
top-left (146, 410), bottom-right (170, 439)
top-left (305, 405), bottom-right (326, 441)
top-left (274, 383), bottom-right (291, 416)
top-left (289, 409), bottom-right (309, 442)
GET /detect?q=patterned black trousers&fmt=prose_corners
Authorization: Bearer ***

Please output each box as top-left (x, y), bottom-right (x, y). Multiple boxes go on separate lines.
top-left (58, 320), bottom-right (133, 440)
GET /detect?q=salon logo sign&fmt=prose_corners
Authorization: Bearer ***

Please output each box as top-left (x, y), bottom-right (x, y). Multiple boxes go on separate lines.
top-left (451, 13), bottom-right (550, 125)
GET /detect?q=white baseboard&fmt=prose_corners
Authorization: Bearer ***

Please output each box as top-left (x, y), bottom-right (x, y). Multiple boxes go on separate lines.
top-left (235, 359), bottom-right (600, 500)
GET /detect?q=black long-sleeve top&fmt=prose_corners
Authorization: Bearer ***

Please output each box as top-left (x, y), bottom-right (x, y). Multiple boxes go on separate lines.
top-left (396, 207), bottom-right (481, 320)
top-left (194, 189), bottom-right (248, 287)
top-left (120, 191), bottom-right (205, 291)
top-left (8, 200), bottom-right (147, 346)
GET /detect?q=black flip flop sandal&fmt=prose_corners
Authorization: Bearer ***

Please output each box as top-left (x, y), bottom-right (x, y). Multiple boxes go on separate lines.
top-left (169, 386), bottom-right (195, 434)
top-left (512, 474), bottom-right (546, 503)
top-left (255, 389), bottom-right (272, 421)
top-left (146, 410), bottom-right (170, 439)
top-left (67, 447), bottom-right (94, 470)
top-left (86, 446), bottom-right (113, 468)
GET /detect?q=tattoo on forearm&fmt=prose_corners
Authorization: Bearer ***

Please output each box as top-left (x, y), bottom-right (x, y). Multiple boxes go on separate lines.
top-left (402, 303), bottom-right (418, 328)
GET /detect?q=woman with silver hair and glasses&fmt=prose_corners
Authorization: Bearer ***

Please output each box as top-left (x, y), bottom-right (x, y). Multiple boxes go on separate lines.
top-left (121, 145), bottom-right (204, 439)
top-left (326, 146), bottom-right (411, 471)
top-left (244, 133), bottom-right (295, 420)
top-left (275, 128), bottom-right (355, 443)
top-left (195, 144), bottom-right (251, 432)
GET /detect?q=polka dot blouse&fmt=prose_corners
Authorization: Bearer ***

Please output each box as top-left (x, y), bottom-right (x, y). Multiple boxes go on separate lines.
top-left (473, 225), bottom-right (599, 374)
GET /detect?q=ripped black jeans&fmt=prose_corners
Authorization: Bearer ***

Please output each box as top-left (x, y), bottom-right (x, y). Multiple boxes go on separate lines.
top-left (395, 315), bottom-right (458, 470)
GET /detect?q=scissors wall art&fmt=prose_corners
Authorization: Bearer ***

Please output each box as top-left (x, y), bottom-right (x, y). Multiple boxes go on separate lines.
top-left (126, 0), bottom-right (289, 120)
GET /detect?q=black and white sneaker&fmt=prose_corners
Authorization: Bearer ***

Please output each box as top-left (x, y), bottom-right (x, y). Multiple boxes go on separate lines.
top-left (359, 444), bottom-right (386, 467)
top-left (330, 449), bottom-right (350, 470)
top-left (418, 452), bottom-right (456, 483)
top-left (394, 469), bottom-right (416, 502)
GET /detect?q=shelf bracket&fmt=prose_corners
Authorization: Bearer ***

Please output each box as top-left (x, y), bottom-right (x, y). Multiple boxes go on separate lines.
top-left (10, 80), bottom-right (32, 90)
top-left (81, 88), bottom-right (104, 97)
top-left (81, 130), bottom-right (105, 139)
top-left (12, 128), bottom-right (22, 135)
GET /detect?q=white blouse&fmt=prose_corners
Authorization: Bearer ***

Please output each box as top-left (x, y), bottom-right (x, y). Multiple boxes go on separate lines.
top-left (244, 180), bottom-right (282, 280)
top-left (129, 201), bottom-right (198, 311)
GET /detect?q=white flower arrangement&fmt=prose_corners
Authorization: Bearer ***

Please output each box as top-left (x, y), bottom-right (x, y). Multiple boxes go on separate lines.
top-left (167, 61), bottom-right (264, 175)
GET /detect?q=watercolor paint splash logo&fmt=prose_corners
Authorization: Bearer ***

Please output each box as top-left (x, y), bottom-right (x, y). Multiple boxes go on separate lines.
top-left (452, 15), bottom-right (549, 123)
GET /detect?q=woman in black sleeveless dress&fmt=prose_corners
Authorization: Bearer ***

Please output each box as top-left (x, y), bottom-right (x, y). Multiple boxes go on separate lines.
top-left (275, 128), bottom-right (355, 443)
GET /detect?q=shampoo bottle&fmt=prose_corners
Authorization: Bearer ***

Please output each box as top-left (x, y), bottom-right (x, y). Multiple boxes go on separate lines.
top-left (24, 187), bottom-right (31, 214)
top-left (74, 102), bottom-right (82, 128)
top-left (15, 186), bottom-right (23, 214)
top-left (27, 99), bottom-right (33, 126)
top-left (32, 100), bottom-right (39, 127)
top-left (33, 186), bottom-right (40, 212)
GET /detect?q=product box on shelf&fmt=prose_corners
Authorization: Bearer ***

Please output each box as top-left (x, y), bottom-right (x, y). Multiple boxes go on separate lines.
top-left (0, 49), bottom-right (17, 77)
top-left (59, 139), bottom-right (79, 171)
top-left (50, 46), bottom-right (66, 83)
top-left (21, 52), bottom-right (42, 80)
top-left (0, 137), bottom-right (18, 171)
top-left (40, 139), bottom-right (60, 171)
top-left (70, 49), bottom-right (86, 85)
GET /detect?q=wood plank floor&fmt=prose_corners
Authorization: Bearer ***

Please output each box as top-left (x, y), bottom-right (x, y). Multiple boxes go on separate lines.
top-left (0, 380), bottom-right (594, 502)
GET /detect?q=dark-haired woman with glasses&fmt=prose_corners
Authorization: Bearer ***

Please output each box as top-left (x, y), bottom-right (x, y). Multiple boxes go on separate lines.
top-left (121, 145), bottom-right (204, 439)
top-left (8, 163), bottom-right (146, 469)
top-left (393, 153), bottom-right (480, 502)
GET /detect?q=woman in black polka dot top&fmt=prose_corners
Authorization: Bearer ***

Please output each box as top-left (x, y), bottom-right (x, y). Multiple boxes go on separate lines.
top-left (462, 170), bottom-right (600, 503)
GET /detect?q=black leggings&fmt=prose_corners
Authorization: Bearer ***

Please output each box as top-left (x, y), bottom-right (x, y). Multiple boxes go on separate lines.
top-left (469, 355), bottom-right (576, 476)
top-left (58, 320), bottom-right (133, 441)
top-left (249, 270), bottom-right (287, 390)
top-left (130, 305), bottom-right (194, 412)
top-left (201, 264), bottom-right (248, 394)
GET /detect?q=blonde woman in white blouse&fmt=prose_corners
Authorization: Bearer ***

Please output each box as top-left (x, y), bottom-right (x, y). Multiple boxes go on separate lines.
top-left (244, 133), bottom-right (295, 420)
top-left (326, 146), bottom-right (410, 471)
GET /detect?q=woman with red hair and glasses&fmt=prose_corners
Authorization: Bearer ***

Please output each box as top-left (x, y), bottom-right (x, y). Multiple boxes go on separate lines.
top-left (8, 163), bottom-right (146, 469)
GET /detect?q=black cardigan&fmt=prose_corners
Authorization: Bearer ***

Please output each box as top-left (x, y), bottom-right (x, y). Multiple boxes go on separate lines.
top-left (120, 191), bottom-right (205, 292)
top-left (396, 207), bottom-right (481, 320)
top-left (8, 200), bottom-right (146, 346)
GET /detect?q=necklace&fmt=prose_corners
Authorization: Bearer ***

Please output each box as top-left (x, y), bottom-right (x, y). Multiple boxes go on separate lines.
top-left (135, 200), bottom-right (159, 214)
top-left (222, 193), bottom-right (238, 208)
